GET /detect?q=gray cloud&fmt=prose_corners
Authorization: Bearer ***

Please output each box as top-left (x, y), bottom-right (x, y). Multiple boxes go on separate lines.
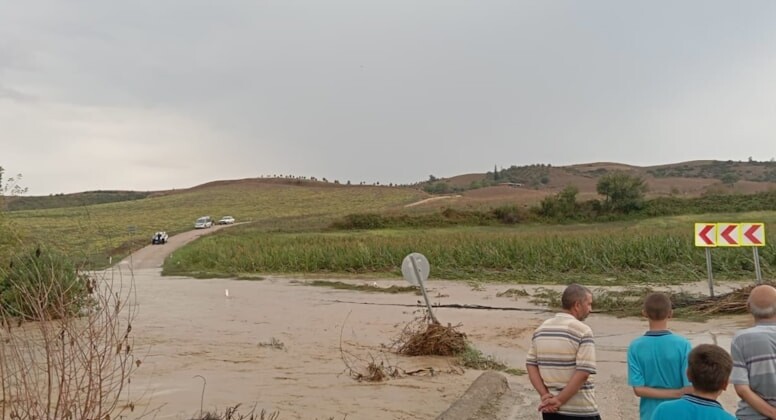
top-left (1, 0), bottom-right (775, 195)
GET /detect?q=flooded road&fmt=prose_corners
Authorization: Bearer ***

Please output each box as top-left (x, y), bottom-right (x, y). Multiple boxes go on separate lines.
top-left (114, 231), bottom-right (753, 419)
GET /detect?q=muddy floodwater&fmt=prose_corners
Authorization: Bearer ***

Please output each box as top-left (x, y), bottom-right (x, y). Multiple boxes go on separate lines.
top-left (114, 229), bottom-right (751, 419)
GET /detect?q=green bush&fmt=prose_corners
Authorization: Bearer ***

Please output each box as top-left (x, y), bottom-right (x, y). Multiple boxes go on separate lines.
top-left (0, 247), bottom-right (93, 320)
top-left (330, 213), bottom-right (388, 230)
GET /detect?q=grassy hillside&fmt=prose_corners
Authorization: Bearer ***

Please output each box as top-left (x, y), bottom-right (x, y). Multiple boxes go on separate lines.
top-left (3, 181), bottom-right (426, 266)
top-left (3, 190), bottom-right (151, 211)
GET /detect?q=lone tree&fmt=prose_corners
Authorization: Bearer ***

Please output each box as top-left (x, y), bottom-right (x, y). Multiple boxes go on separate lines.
top-left (596, 172), bottom-right (647, 213)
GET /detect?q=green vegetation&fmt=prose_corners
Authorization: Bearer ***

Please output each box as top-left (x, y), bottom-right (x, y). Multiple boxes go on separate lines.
top-left (3, 183), bottom-right (424, 268)
top-left (423, 163), bottom-right (553, 193)
top-left (164, 212), bottom-right (776, 284)
top-left (648, 160), bottom-right (776, 183)
top-left (302, 280), bottom-right (418, 294)
top-left (596, 172), bottom-right (647, 213)
top-left (489, 164), bottom-right (551, 188)
top-left (0, 246), bottom-right (93, 320)
top-left (456, 343), bottom-right (524, 375)
top-left (336, 190), bottom-right (776, 228)
top-left (4, 190), bottom-right (151, 211)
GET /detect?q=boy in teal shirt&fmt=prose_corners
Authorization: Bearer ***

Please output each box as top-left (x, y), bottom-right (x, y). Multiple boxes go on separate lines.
top-left (627, 292), bottom-right (692, 419)
top-left (650, 344), bottom-right (734, 419)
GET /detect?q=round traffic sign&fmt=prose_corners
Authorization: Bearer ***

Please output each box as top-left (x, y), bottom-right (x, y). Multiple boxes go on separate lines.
top-left (401, 253), bottom-right (430, 286)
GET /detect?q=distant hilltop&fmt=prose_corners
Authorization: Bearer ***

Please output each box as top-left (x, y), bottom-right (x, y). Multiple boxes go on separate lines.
top-left (4, 159), bottom-right (776, 211)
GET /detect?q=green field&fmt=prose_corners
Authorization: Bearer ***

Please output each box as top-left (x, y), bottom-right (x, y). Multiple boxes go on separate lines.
top-left (2, 182), bottom-right (425, 266)
top-left (164, 211), bottom-right (776, 285)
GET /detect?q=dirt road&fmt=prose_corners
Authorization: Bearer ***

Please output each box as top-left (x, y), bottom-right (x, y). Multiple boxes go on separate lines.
top-left (114, 231), bottom-right (751, 419)
top-left (121, 224), bottom-right (234, 269)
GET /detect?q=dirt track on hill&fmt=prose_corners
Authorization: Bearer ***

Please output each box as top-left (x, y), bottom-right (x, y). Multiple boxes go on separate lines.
top-left (113, 229), bottom-right (750, 419)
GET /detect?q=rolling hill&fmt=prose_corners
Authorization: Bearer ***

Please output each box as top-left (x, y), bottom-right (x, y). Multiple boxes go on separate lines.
top-left (4, 160), bottom-right (776, 213)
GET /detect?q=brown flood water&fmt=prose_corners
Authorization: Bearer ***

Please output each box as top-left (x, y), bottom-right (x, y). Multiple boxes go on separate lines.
top-left (113, 228), bottom-right (751, 419)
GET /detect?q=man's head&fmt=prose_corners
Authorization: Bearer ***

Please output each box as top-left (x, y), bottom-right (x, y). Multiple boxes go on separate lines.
top-left (686, 344), bottom-right (731, 394)
top-left (561, 284), bottom-right (593, 321)
top-left (747, 285), bottom-right (776, 321)
top-left (643, 292), bottom-right (672, 321)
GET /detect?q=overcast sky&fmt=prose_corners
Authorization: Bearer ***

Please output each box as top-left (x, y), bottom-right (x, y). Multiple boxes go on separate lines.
top-left (2, 1), bottom-right (775, 195)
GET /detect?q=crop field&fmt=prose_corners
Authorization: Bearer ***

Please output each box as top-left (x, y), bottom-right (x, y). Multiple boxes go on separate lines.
top-left (5, 178), bottom-right (775, 286)
top-left (2, 182), bottom-right (425, 266)
top-left (164, 211), bottom-right (776, 285)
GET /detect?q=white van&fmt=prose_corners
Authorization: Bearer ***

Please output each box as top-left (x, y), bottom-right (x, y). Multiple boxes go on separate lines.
top-left (194, 216), bottom-right (213, 229)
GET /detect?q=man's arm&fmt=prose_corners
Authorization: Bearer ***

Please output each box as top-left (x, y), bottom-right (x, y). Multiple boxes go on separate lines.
top-left (526, 364), bottom-right (551, 399)
top-left (734, 384), bottom-right (776, 419)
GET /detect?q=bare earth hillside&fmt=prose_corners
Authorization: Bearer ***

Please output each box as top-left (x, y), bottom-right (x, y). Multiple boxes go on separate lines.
top-left (413, 160), bottom-right (776, 209)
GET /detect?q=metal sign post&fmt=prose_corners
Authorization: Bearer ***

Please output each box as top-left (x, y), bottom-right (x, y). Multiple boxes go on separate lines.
top-left (742, 223), bottom-right (766, 284)
top-left (705, 248), bottom-right (715, 297)
top-left (753, 248), bottom-right (763, 284)
top-left (695, 223), bottom-right (717, 297)
top-left (401, 252), bottom-right (439, 325)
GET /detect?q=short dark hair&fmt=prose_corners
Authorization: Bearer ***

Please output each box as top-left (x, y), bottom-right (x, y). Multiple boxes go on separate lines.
top-left (687, 344), bottom-right (732, 393)
top-left (644, 293), bottom-right (672, 320)
top-left (561, 284), bottom-right (592, 310)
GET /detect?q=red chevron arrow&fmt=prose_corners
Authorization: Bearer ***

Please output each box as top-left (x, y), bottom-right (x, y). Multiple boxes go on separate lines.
top-left (698, 225), bottom-right (715, 245)
top-left (744, 225), bottom-right (762, 245)
top-left (720, 225), bottom-right (738, 245)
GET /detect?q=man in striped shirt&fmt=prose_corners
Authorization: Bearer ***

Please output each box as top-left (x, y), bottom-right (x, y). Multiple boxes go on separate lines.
top-left (730, 284), bottom-right (776, 419)
top-left (526, 284), bottom-right (599, 419)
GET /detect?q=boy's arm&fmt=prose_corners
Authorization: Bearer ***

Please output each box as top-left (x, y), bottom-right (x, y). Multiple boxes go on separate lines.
top-left (632, 386), bottom-right (684, 399)
top-left (734, 384), bottom-right (776, 419)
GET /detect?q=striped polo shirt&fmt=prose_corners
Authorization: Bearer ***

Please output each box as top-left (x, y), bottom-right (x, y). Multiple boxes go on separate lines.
top-left (526, 312), bottom-right (598, 417)
top-left (730, 322), bottom-right (776, 420)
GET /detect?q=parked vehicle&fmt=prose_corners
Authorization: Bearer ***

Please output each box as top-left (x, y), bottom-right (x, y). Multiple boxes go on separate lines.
top-left (218, 216), bottom-right (235, 225)
top-left (194, 216), bottom-right (213, 229)
top-left (152, 231), bottom-right (169, 244)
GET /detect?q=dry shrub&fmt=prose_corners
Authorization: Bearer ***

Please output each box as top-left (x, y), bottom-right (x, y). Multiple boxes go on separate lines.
top-left (340, 344), bottom-right (400, 382)
top-left (338, 311), bottom-right (401, 382)
top-left (0, 257), bottom-right (140, 419)
top-left (392, 312), bottom-right (467, 357)
top-left (190, 404), bottom-right (279, 420)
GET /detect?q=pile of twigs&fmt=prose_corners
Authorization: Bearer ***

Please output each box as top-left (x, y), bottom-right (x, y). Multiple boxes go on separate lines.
top-left (395, 320), bottom-right (467, 357)
top-left (673, 283), bottom-right (775, 316)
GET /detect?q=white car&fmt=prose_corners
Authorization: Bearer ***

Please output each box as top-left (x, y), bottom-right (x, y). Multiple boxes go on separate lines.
top-left (218, 216), bottom-right (235, 225)
top-left (194, 216), bottom-right (213, 229)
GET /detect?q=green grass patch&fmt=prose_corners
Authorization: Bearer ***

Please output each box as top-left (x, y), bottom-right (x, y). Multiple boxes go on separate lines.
top-left (456, 344), bottom-right (525, 375)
